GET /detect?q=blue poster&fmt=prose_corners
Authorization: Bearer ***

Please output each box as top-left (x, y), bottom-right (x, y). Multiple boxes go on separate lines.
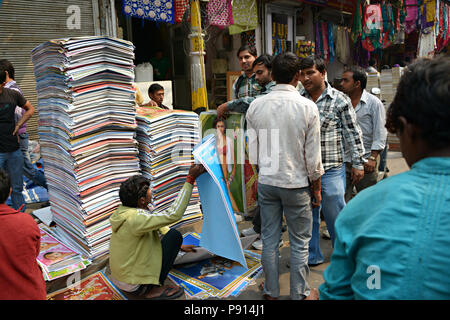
top-left (193, 135), bottom-right (247, 268)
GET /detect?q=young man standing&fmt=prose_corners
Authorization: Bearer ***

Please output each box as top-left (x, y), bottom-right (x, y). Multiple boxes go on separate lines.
top-left (0, 65), bottom-right (35, 211)
top-left (298, 56), bottom-right (365, 266)
top-left (0, 59), bottom-right (47, 190)
top-left (247, 52), bottom-right (323, 300)
top-left (216, 54), bottom-right (278, 249)
top-left (217, 54), bottom-right (275, 118)
top-left (216, 45), bottom-right (259, 117)
top-left (340, 66), bottom-right (387, 201)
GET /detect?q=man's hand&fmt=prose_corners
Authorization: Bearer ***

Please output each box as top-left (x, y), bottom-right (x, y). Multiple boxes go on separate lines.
top-left (180, 245), bottom-right (197, 253)
top-left (311, 178), bottom-right (321, 208)
top-left (143, 100), bottom-right (158, 107)
top-left (12, 124), bottom-right (20, 136)
top-left (351, 167), bottom-right (364, 185)
top-left (217, 103), bottom-right (228, 119)
top-left (188, 164), bottom-right (206, 179)
top-left (364, 159), bottom-right (377, 173)
top-left (311, 190), bottom-right (322, 208)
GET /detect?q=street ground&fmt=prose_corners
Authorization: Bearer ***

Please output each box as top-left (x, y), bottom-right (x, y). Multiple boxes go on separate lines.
top-left (30, 151), bottom-right (409, 299)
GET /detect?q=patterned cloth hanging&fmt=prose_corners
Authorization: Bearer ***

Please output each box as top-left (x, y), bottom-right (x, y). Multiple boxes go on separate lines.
top-left (123, 0), bottom-right (175, 24)
top-left (229, 0), bottom-right (258, 35)
top-left (206, 0), bottom-right (233, 28)
top-left (381, 2), bottom-right (395, 48)
top-left (327, 23), bottom-right (335, 62)
top-left (174, 0), bottom-right (189, 23)
top-left (351, 0), bottom-right (363, 42)
top-left (361, 4), bottom-right (383, 52)
top-left (405, 0), bottom-right (419, 34)
top-left (436, 0), bottom-right (450, 52)
top-left (321, 22), bottom-right (329, 61)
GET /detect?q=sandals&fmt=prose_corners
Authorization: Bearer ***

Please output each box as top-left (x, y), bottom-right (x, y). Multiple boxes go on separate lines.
top-left (259, 282), bottom-right (278, 300)
top-left (145, 285), bottom-right (185, 300)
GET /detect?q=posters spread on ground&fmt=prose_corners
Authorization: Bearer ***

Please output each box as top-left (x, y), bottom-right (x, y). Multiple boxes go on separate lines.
top-left (46, 271), bottom-right (127, 300)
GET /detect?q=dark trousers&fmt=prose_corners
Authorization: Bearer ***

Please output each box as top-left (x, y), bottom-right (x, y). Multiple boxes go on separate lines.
top-left (159, 228), bottom-right (183, 285)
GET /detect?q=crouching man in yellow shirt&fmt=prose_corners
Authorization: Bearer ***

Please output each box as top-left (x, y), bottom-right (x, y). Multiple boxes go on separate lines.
top-left (109, 164), bottom-right (206, 299)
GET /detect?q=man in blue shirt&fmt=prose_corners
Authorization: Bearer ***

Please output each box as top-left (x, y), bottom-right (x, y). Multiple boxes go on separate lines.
top-left (319, 56), bottom-right (450, 299)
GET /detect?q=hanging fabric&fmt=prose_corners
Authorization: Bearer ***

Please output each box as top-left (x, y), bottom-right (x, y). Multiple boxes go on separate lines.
top-left (351, 0), bottom-right (363, 42)
top-left (122, 0), bottom-right (175, 24)
top-left (174, 0), bottom-right (189, 23)
top-left (436, 1), bottom-right (450, 51)
top-left (229, 0), bottom-right (258, 35)
top-left (315, 22), bottom-right (322, 57)
top-left (207, 0), bottom-right (233, 28)
top-left (381, 2), bottom-right (395, 48)
top-left (321, 22), bottom-right (329, 61)
top-left (362, 4), bottom-right (384, 52)
top-left (327, 23), bottom-right (335, 62)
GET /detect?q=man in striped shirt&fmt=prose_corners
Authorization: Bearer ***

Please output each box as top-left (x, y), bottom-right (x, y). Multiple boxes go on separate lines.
top-left (298, 56), bottom-right (365, 266)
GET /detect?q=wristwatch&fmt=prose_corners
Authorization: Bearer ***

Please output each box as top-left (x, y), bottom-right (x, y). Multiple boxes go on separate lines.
top-left (368, 156), bottom-right (377, 161)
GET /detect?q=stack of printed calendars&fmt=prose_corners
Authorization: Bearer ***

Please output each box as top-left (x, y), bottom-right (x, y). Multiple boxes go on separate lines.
top-left (136, 107), bottom-right (202, 228)
top-left (31, 37), bottom-right (140, 260)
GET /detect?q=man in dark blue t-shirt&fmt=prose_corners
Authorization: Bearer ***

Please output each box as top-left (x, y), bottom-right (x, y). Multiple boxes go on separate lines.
top-left (0, 67), bottom-right (35, 211)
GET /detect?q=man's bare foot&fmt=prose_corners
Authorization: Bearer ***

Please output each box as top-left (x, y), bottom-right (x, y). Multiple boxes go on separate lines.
top-left (304, 288), bottom-right (319, 300)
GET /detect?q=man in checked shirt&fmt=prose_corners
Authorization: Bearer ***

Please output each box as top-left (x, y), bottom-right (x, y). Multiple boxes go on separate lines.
top-left (298, 56), bottom-right (365, 266)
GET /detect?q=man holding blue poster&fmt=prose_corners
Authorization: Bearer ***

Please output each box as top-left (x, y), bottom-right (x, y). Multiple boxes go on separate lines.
top-left (246, 52), bottom-right (324, 300)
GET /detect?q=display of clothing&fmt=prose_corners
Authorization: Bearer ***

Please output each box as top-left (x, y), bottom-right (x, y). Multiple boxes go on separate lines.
top-left (174, 0), bottom-right (189, 23)
top-left (206, 0), bottom-right (233, 28)
top-left (405, 0), bottom-right (419, 34)
top-left (122, 0), bottom-right (175, 24)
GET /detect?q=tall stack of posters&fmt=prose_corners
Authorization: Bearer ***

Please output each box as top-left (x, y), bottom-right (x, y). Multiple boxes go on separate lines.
top-left (135, 106), bottom-right (202, 228)
top-left (31, 37), bottom-right (141, 260)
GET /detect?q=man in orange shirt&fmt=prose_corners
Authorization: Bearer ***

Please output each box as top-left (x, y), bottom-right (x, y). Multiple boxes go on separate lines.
top-left (0, 169), bottom-right (46, 300)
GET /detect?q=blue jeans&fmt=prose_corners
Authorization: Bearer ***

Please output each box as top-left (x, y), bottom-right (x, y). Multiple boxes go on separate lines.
top-left (0, 149), bottom-right (25, 211)
top-left (258, 183), bottom-right (312, 300)
top-left (308, 165), bottom-right (346, 264)
top-left (19, 133), bottom-right (47, 188)
top-left (378, 144), bottom-right (388, 172)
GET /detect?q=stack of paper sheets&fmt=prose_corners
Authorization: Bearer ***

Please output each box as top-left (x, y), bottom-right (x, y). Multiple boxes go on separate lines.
top-left (31, 36), bottom-right (141, 260)
top-left (136, 107), bottom-right (202, 228)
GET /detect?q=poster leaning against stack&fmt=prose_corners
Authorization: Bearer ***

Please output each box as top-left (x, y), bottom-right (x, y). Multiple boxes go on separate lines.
top-left (199, 111), bottom-right (258, 216)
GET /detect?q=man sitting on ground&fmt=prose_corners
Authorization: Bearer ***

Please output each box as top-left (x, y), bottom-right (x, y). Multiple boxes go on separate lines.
top-left (109, 164), bottom-right (206, 300)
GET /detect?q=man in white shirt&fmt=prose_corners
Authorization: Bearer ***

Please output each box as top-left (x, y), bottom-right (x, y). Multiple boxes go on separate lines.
top-left (246, 52), bottom-right (324, 300)
top-left (340, 66), bottom-right (387, 201)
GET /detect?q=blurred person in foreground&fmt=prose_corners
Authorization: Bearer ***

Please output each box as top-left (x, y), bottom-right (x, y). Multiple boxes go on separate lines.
top-left (319, 56), bottom-right (450, 299)
top-left (0, 169), bottom-right (46, 300)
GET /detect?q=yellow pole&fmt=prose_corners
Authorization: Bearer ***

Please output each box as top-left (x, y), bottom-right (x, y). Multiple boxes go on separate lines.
top-left (189, 0), bottom-right (208, 113)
